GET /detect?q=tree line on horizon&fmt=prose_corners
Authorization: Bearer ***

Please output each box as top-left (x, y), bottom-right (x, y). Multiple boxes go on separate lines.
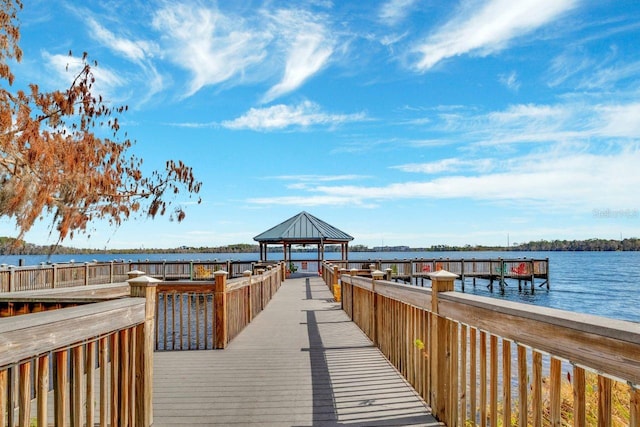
top-left (2, 236), bottom-right (640, 255)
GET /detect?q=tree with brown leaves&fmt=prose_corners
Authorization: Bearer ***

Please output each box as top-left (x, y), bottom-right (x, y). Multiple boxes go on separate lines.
top-left (0, 0), bottom-right (201, 244)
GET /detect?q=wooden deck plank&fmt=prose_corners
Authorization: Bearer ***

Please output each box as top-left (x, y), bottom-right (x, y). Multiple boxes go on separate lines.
top-left (153, 276), bottom-right (441, 426)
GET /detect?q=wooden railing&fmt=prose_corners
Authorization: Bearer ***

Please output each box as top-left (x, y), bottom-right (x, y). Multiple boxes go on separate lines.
top-left (0, 296), bottom-right (155, 426)
top-left (326, 257), bottom-right (550, 290)
top-left (154, 263), bottom-right (284, 350)
top-left (323, 263), bottom-right (640, 426)
top-left (0, 260), bottom-right (275, 293)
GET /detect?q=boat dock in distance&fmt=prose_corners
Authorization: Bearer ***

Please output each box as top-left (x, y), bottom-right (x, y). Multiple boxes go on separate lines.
top-left (329, 257), bottom-right (549, 292)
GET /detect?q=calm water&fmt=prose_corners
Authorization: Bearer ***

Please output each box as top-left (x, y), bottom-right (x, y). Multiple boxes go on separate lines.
top-left (1, 250), bottom-right (638, 323)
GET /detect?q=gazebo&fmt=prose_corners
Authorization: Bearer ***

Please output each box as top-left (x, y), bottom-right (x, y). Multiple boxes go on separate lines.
top-left (253, 211), bottom-right (353, 266)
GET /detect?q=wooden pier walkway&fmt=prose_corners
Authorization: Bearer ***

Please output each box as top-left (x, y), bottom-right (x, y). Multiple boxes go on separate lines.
top-left (152, 275), bottom-right (440, 426)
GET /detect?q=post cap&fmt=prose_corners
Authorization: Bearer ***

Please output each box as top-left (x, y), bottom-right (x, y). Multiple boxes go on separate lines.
top-left (371, 270), bottom-right (385, 279)
top-left (428, 270), bottom-right (459, 280)
top-left (213, 270), bottom-right (229, 277)
top-left (127, 275), bottom-right (162, 285)
top-left (127, 269), bottom-right (146, 275)
top-left (243, 270), bottom-right (252, 276)
top-left (127, 269), bottom-right (147, 279)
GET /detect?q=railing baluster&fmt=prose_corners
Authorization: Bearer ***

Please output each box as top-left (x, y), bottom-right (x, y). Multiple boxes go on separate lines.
top-left (18, 362), bottom-right (31, 427)
top-left (490, 334), bottom-right (498, 427)
top-left (480, 331), bottom-right (487, 426)
top-left (72, 345), bottom-right (84, 427)
top-left (518, 345), bottom-right (527, 426)
top-left (598, 375), bottom-right (612, 426)
top-left (55, 350), bottom-right (68, 426)
top-left (502, 340), bottom-right (511, 427)
top-left (37, 355), bottom-right (49, 427)
top-left (470, 328), bottom-right (477, 426)
top-left (86, 342), bottom-right (95, 427)
top-left (532, 351), bottom-right (543, 427)
top-left (550, 357), bottom-right (562, 426)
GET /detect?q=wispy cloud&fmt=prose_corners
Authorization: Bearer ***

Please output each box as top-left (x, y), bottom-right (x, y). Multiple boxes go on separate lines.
top-left (221, 101), bottom-right (366, 131)
top-left (379, 0), bottom-right (418, 26)
top-left (87, 17), bottom-right (157, 63)
top-left (392, 158), bottom-right (495, 174)
top-left (85, 17), bottom-right (164, 104)
top-left (262, 9), bottom-right (335, 103)
top-left (412, 0), bottom-right (578, 71)
top-left (42, 53), bottom-right (124, 102)
top-left (594, 103), bottom-right (640, 138)
top-left (269, 174), bottom-right (369, 182)
top-left (247, 195), bottom-right (374, 207)
top-left (249, 147), bottom-right (640, 212)
top-left (499, 71), bottom-right (521, 91)
top-left (152, 4), bottom-right (270, 97)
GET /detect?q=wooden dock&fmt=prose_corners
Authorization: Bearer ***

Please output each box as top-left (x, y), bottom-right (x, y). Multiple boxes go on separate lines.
top-left (152, 275), bottom-right (439, 426)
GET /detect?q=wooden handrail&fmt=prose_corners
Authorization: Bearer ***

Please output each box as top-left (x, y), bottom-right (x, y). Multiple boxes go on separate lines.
top-left (0, 298), bottom-right (152, 426)
top-left (0, 257), bottom-right (550, 293)
top-left (152, 263), bottom-right (284, 351)
top-left (332, 266), bottom-right (640, 426)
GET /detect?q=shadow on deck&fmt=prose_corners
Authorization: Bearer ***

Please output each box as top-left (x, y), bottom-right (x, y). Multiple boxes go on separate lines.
top-left (152, 276), bottom-right (440, 426)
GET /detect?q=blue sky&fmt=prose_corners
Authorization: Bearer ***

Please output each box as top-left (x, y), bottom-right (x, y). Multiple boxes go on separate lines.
top-left (3, 0), bottom-right (640, 249)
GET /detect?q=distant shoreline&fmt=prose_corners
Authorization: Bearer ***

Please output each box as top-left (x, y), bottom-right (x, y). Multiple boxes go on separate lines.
top-left (1, 237), bottom-right (639, 255)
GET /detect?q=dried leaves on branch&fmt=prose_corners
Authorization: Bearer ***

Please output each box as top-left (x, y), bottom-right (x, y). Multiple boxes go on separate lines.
top-left (0, 0), bottom-right (201, 242)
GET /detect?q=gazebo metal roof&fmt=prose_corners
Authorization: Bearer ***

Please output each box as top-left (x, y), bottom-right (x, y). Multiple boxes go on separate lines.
top-left (253, 211), bottom-right (353, 243)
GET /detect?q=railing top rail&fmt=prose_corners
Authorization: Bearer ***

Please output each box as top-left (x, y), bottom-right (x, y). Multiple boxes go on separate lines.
top-left (0, 282), bottom-right (131, 303)
top-left (440, 291), bottom-right (640, 344)
top-left (0, 298), bottom-right (145, 368)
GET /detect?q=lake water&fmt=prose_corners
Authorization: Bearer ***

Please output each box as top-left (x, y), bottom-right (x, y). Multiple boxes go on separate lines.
top-left (1, 250), bottom-right (638, 323)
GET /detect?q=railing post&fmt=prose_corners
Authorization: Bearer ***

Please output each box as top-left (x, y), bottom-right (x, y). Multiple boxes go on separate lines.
top-left (8, 266), bottom-right (15, 292)
top-left (109, 261), bottom-right (114, 284)
top-left (243, 270), bottom-right (253, 322)
top-left (332, 266), bottom-right (340, 302)
top-left (128, 275), bottom-right (160, 427)
top-left (214, 271), bottom-right (229, 349)
top-left (84, 262), bottom-right (90, 286)
top-left (385, 268), bottom-right (392, 281)
top-left (339, 268), bottom-right (347, 307)
top-left (349, 268), bottom-right (357, 317)
top-left (371, 270), bottom-right (384, 346)
top-left (428, 270), bottom-right (458, 423)
top-left (52, 264), bottom-right (58, 288)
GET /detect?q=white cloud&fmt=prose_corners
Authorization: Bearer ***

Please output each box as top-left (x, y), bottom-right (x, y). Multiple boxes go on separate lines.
top-left (595, 103), bottom-right (640, 138)
top-left (379, 0), bottom-right (418, 26)
top-left (251, 148), bottom-right (640, 212)
top-left (262, 10), bottom-right (335, 103)
top-left (87, 17), bottom-right (157, 63)
top-left (393, 158), bottom-right (495, 174)
top-left (413, 0), bottom-right (577, 71)
top-left (152, 4), bottom-right (271, 97)
top-left (221, 101), bottom-right (366, 131)
top-left (499, 71), bottom-right (520, 91)
top-left (85, 17), bottom-right (164, 104)
top-left (43, 53), bottom-right (124, 101)
top-left (247, 195), bottom-right (373, 207)
top-left (270, 174), bottom-right (368, 182)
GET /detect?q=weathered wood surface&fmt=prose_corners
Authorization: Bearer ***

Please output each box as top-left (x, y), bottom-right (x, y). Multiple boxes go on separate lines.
top-left (0, 282), bottom-right (130, 303)
top-left (0, 299), bottom-right (145, 368)
top-left (153, 275), bottom-right (439, 426)
top-left (336, 267), bottom-right (640, 426)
